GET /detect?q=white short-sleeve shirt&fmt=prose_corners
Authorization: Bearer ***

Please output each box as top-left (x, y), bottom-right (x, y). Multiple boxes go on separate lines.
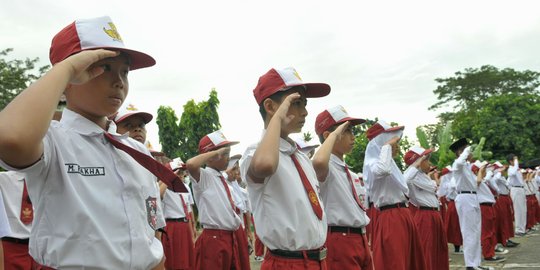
top-left (0, 109), bottom-right (165, 270)
top-left (240, 136), bottom-right (327, 251)
top-left (405, 167), bottom-right (440, 208)
top-left (191, 167), bottom-right (241, 231)
top-left (0, 192), bottom-right (11, 238)
top-left (320, 154), bottom-right (369, 228)
top-left (162, 184), bottom-right (192, 219)
top-left (0, 171), bottom-right (32, 238)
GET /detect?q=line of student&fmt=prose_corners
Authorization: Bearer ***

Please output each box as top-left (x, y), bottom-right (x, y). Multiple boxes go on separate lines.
top-left (0, 15), bottom-right (540, 270)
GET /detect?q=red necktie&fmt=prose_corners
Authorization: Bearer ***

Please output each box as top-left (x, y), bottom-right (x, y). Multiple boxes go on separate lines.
top-left (219, 175), bottom-right (241, 215)
top-left (103, 133), bottom-right (187, 193)
top-left (20, 180), bottom-right (33, 224)
top-left (290, 154), bottom-right (323, 220)
top-left (179, 193), bottom-right (190, 221)
top-left (345, 166), bottom-right (367, 211)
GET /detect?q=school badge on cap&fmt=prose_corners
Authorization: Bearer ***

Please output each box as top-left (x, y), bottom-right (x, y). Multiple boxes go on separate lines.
top-left (49, 16), bottom-right (155, 70)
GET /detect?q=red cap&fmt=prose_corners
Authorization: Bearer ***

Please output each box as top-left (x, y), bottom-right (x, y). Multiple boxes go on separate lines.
top-left (198, 130), bottom-right (239, 154)
top-left (315, 105), bottom-right (365, 135)
top-left (440, 167), bottom-right (451, 176)
top-left (49, 16), bottom-right (155, 70)
top-left (366, 121), bottom-right (404, 141)
top-left (404, 146), bottom-right (433, 166)
top-left (253, 67), bottom-right (330, 105)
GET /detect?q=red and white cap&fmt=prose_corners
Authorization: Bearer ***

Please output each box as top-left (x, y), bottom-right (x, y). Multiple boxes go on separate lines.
top-left (492, 161), bottom-right (504, 169)
top-left (404, 146), bottom-right (433, 166)
top-left (366, 120), bottom-right (404, 141)
top-left (49, 16), bottom-right (155, 70)
top-left (198, 130), bottom-right (239, 154)
top-left (315, 105), bottom-right (366, 135)
top-left (440, 165), bottom-right (452, 176)
top-left (113, 104), bottom-right (153, 124)
top-left (227, 154), bottom-right (242, 169)
top-left (252, 67), bottom-right (331, 105)
top-left (169, 157), bottom-right (186, 171)
top-left (471, 160), bottom-right (488, 173)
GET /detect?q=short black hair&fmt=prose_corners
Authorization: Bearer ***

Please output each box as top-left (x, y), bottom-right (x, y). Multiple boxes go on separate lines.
top-left (258, 86), bottom-right (305, 121)
top-left (318, 125), bottom-right (337, 144)
top-left (506, 154), bottom-right (516, 162)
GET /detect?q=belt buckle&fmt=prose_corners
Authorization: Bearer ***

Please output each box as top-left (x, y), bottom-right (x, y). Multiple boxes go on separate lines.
top-left (360, 227), bottom-right (365, 235)
top-left (318, 247), bottom-right (327, 261)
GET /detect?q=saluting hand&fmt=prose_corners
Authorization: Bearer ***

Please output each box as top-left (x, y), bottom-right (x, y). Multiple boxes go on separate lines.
top-left (274, 93), bottom-right (301, 127)
top-left (331, 121), bottom-right (350, 141)
top-left (60, 49), bottom-right (120, 85)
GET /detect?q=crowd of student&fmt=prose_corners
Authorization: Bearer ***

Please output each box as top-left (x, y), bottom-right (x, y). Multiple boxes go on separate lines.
top-left (0, 15), bottom-right (539, 270)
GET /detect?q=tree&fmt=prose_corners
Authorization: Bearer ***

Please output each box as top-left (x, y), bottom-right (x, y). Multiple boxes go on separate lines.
top-left (430, 66), bottom-right (540, 162)
top-left (156, 89), bottom-right (221, 161)
top-left (0, 48), bottom-right (49, 110)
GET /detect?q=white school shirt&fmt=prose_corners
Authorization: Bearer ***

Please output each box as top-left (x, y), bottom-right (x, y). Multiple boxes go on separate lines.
top-left (477, 178), bottom-right (496, 204)
top-left (0, 192), bottom-right (11, 238)
top-left (231, 180), bottom-right (251, 213)
top-left (367, 145), bottom-right (409, 208)
top-left (452, 147), bottom-right (478, 193)
top-left (0, 171), bottom-right (32, 238)
top-left (404, 167), bottom-right (439, 208)
top-left (495, 174), bottom-right (510, 195)
top-left (525, 181), bottom-right (536, 196)
top-left (240, 136), bottom-right (327, 251)
top-left (191, 167), bottom-right (241, 231)
top-left (320, 154), bottom-right (369, 228)
top-left (0, 109), bottom-right (165, 270)
top-left (162, 183), bottom-right (193, 219)
top-left (507, 162), bottom-right (524, 187)
top-left (446, 176), bottom-right (458, 200)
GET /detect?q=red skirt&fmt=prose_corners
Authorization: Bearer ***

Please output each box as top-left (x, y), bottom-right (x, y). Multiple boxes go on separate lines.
top-left (162, 220), bottom-right (195, 269)
top-left (366, 203), bottom-right (379, 246)
top-left (444, 200), bottom-right (463, 246)
top-left (526, 195), bottom-right (536, 229)
top-left (439, 197), bottom-right (448, 225)
top-left (495, 195), bottom-right (514, 245)
top-left (480, 204), bottom-right (496, 259)
top-left (413, 209), bottom-right (449, 270)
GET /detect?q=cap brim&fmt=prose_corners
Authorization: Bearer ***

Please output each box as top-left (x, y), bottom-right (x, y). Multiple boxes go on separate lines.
top-left (208, 140), bottom-right (240, 152)
top-left (88, 47), bottom-right (156, 70)
top-left (287, 83), bottom-right (331, 98)
top-left (336, 117), bottom-right (367, 127)
top-left (385, 125), bottom-right (405, 133)
top-left (422, 149), bottom-right (434, 156)
top-left (115, 112), bottom-right (153, 124)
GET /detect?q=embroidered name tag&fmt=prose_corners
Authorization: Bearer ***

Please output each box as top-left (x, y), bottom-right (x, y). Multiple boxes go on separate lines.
top-left (66, 163), bottom-right (105, 176)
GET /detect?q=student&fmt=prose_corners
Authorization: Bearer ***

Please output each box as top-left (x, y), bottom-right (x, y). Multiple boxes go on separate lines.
top-left (186, 130), bottom-right (250, 270)
top-left (449, 138), bottom-right (489, 270)
top-left (0, 171), bottom-right (33, 269)
top-left (114, 104), bottom-right (153, 144)
top-left (440, 166), bottom-right (464, 254)
top-left (492, 163), bottom-right (518, 247)
top-left (471, 161), bottom-right (506, 263)
top-left (507, 154), bottom-right (527, 236)
top-left (311, 105), bottom-right (372, 270)
top-left (0, 16), bottom-right (166, 269)
top-left (0, 190), bottom-right (12, 270)
top-left (240, 67), bottom-right (329, 270)
top-left (162, 158), bottom-right (195, 270)
top-left (363, 121), bottom-right (427, 270)
top-left (403, 146), bottom-right (449, 270)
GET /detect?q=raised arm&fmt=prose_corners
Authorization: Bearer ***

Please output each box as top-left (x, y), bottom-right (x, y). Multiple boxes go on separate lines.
top-left (186, 147), bottom-right (228, 182)
top-left (0, 49), bottom-right (118, 168)
top-left (248, 93), bottom-right (300, 183)
top-left (312, 121), bottom-right (349, 182)
top-left (370, 136), bottom-right (400, 177)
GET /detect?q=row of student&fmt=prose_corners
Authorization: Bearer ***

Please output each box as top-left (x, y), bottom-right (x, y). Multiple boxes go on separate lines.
top-left (0, 14), bottom-right (539, 270)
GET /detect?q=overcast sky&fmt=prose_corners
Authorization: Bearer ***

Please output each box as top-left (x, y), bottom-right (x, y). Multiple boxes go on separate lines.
top-left (2, 0), bottom-right (540, 156)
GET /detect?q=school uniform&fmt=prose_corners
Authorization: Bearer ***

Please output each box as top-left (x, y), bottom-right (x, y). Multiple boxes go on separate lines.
top-left (364, 144), bottom-right (427, 270)
top-left (508, 162), bottom-right (527, 234)
top-left (405, 167), bottom-right (449, 270)
top-left (0, 109), bottom-right (165, 270)
top-left (453, 147), bottom-right (481, 268)
top-left (227, 176), bottom-right (252, 270)
top-left (319, 154), bottom-right (373, 270)
top-left (161, 182), bottom-right (195, 270)
top-left (443, 175), bottom-right (463, 247)
top-left (436, 176), bottom-right (448, 225)
top-left (494, 173), bottom-right (514, 244)
top-left (477, 176), bottom-right (497, 259)
top-left (240, 136), bottom-right (327, 270)
top-left (0, 192), bottom-right (11, 238)
top-left (191, 167), bottom-right (249, 270)
top-left (532, 178), bottom-right (540, 224)
top-left (0, 171), bottom-right (33, 269)
top-left (525, 180), bottom-right (539, 229)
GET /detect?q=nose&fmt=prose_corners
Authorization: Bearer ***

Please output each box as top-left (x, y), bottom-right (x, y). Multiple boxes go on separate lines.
top-left (113, 73), bottom-right (126, 89)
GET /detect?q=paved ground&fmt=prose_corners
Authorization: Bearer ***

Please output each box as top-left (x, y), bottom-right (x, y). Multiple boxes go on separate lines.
top-left (248, 229), bottom-right (540, 270)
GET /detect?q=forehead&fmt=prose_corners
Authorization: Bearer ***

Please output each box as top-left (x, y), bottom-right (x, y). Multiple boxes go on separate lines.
top-left (94, 53), bottom-right (131, 66)
top-left (118, 115), bottom-right (146, 125)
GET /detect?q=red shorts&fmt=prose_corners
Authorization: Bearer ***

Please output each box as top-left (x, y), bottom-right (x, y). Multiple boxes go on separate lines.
top-left (262, 250), bottom-right (327, 270)
top-left (194, 228), bottom-right (250, 270)
top-left (2, 240), bottom-right (32, 270)
top-left (325, 227), bottom-right (373, 270)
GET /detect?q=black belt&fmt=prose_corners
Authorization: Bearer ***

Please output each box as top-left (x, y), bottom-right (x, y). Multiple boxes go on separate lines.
top-left (419, 206), bottom-right (439, 211)
top-left (269, 247), bottom-right (327, 261)
top-left (458, 191), bottom-right (476, 194)
top-left (480, 202), bottom-right (494, 206)
top-left (379, 202), bottom-right (408, 211)
top-left (1, 237), bottom-right (29, 244)
top-left (499, 194), bottom-right (510, 197)
top-left (511, 186), bottom-right (524, 188)
top-left (329, 226), bottom-right (365, 235)
top-left (166, 217), bottom-right (189, 223)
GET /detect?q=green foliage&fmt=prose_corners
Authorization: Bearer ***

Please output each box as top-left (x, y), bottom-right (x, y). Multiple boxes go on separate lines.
top-left (416, 127), bottom-right (430, 149)
top-left (156, 89), bottom-right (222, 161)
top-left (303, 132), bottom-right (313, 142)
top-left (472, 137), bottom-right (486, 160)
top-left (430, 65), bottom-right (540, 163)
top-left (0, 48), bottom-right (49, 110)
top-left (436, 122), bottom-right (455, 168)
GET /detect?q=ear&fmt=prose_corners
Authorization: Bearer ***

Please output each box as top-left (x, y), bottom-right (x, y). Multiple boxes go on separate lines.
top-left (322, 130), bottom-right (331, 140)
top-left (263, 98), bottom-right (278, 117)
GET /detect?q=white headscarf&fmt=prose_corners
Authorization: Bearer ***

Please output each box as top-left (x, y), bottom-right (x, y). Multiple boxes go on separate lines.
top-left (363, 128), bottom-right (408, 194)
